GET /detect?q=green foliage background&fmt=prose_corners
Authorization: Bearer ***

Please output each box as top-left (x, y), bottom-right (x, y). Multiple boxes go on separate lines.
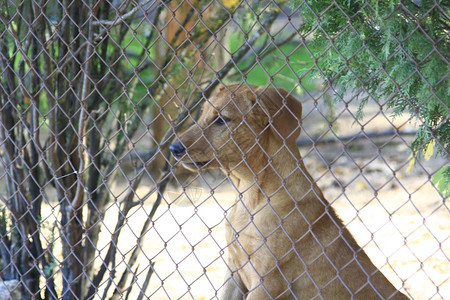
top-left (228, 32), bottom-right (318, 93)
top-left (292, 0), bottom-right (449, 156)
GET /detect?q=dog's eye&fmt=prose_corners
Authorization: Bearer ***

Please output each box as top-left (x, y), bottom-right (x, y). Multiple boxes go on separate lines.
top-left (213, 116), bottom-right (230, 125)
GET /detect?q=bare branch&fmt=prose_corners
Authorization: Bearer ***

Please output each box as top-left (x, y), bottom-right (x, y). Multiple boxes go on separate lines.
top-left (72, 7), bottom-right (95, 209)
top-left (136, 262), bottom-right (155, 300)
top-left (92, 0), bottom-right (158, 27)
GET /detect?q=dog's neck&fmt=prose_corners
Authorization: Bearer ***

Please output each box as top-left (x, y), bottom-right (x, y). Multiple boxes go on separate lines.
top-left (228, 132), bottom-right (324, 217)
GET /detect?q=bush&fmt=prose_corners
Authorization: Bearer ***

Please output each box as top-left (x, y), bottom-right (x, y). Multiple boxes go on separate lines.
top-left (293, 0), bottom-right (449, 156)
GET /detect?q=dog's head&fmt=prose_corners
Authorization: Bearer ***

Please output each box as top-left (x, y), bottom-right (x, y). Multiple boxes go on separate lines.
top-left (169, 84), bottom-right (302, 171)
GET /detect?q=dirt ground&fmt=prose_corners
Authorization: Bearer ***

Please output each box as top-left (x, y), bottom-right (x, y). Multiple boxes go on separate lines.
top-left (96, 97), bottom-right (448, 299)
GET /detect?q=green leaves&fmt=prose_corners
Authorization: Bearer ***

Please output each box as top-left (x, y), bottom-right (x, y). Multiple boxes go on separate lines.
top-left (293, 0), bottom-right (449, 157)
top-left (432, 166), bottom-right (449, 198)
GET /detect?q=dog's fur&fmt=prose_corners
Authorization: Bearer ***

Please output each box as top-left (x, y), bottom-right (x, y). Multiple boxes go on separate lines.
top-left (170, 84), bottom-right (408, 299)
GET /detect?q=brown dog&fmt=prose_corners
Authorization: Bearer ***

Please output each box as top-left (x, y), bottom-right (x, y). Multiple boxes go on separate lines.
top-left (169, 84), bottom-right (408, 299)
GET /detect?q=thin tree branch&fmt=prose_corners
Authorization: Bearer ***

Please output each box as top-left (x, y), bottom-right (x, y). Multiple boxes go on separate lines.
top-left (136, 262), bottom-right (155, 300)
top-left (206, 9), bottom-right (280, 92)
top-left (92, 0), bottom-right (159, 26)
top-left (124, 264), bottom-right (141, 300)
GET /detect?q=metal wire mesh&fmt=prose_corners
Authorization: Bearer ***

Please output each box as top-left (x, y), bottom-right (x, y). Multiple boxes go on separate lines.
top-left (0, 0), bottom-right (448, 299)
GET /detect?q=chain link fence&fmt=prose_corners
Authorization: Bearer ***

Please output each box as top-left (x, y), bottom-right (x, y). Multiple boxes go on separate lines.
top-left (0, 0), bottom-right (448, 299)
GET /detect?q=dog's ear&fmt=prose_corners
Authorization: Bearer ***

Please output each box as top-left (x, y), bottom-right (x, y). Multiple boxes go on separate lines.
top-left (256, 87), bottom-right (302, 145)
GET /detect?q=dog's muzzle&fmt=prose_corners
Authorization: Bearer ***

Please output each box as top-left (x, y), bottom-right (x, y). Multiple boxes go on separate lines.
top-left (169, 141), bottom-right (210, 168)
top-left (169, 141), bottom-right (186, 159)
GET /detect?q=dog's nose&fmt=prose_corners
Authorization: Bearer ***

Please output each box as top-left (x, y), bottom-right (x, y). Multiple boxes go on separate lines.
top-left (169, 141), bottom-right (186, 158)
